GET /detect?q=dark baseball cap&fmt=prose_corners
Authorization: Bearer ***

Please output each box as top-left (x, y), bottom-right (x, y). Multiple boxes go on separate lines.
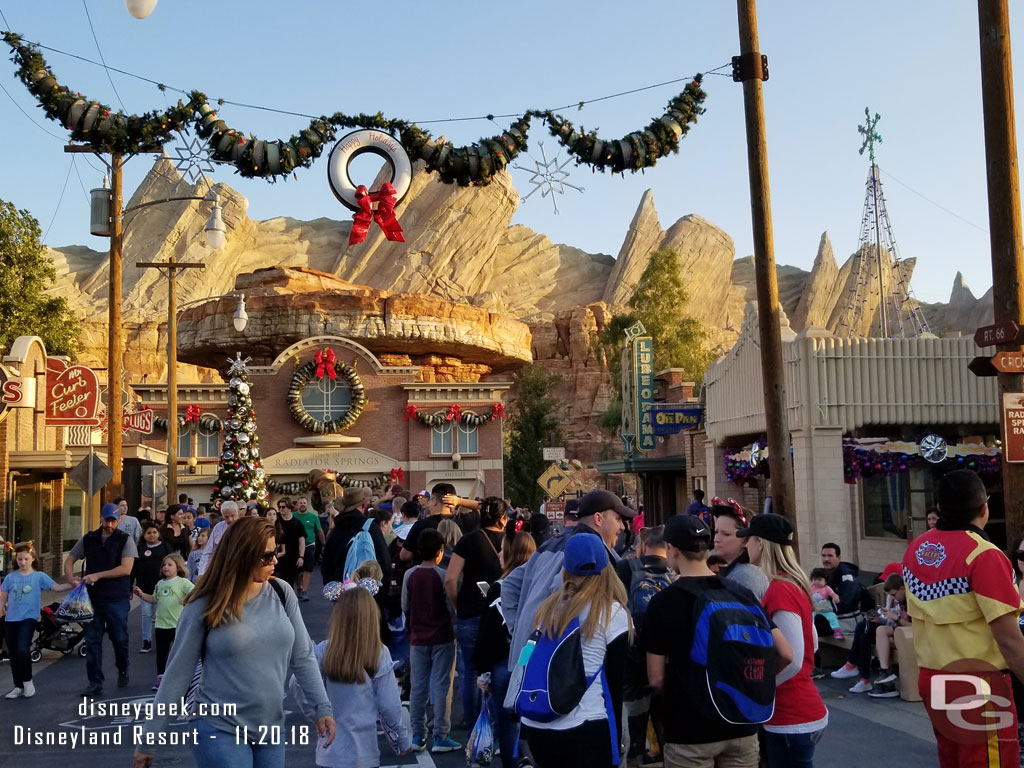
top-left (577, 489), bottom-right (636, 519)
top-left (664, 514), bottom-right (712, 551)
top-left (737, 513), bottom-right (794, 545)
top-left (564, 498), bottom-right (581, 520)
top-left (564, 533), bottom-right (609, 575)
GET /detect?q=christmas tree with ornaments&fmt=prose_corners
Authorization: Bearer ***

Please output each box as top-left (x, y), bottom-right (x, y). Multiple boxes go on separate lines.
top-left (211, 353), bottom-right (267, 508)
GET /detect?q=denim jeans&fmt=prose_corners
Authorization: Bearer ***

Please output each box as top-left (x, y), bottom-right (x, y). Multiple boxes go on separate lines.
top-left (848, 619), bottom-right (883, 679)
top-left (192, 718), bottom-right (284, 768)
top-left (455, 616), bottom-right (482, 728)
top-left (84, 599), bottom-right (130, 686)
top-left (410, 641), bottom-right (456, 741)
top-left (488, 659), bottom-right (520, 768)
top-left (762, 728), bottom-right (824, 768)
top-left (5, 620), bottom-right (36, 687)
top-left (139, 598), bottom-right (155, 643)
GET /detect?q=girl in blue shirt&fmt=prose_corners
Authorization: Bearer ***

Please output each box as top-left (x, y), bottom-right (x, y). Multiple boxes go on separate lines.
top-left (0, 544), bottom-right (73, 698)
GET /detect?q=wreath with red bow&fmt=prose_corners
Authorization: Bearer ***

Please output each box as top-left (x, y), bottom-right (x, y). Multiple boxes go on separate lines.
top-left (288, 349), bottom-right (367, 434)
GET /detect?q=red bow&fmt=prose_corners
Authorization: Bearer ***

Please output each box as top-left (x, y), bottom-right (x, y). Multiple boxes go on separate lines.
top-left (492, 402), bottom-right (506, 419)
top-left (390, 467), bottom-right (405, 484)
top-left (315, 348), bottom-right (337, 380)
top-left (185, 405), bottom-right (200, 423)
top-left (404, 404), bottom-right (418, 422)
top-left (348, 183), bottom-right (406, 247)
top-left (711, 496), bottom-right (747, 525)
top-left (446, 403), bottom-right (462, 423)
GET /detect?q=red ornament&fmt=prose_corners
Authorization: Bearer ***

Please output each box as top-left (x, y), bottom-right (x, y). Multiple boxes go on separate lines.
top-left (404, 404), bottom-right (418, 422)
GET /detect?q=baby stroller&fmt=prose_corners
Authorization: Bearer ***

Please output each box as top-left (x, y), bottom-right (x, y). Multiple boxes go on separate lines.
top-left (30, 602), bottom-right (86, 662)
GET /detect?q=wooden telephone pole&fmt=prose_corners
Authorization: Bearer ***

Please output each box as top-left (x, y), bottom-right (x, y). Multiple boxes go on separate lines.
top-left (734, 0), bottom-right (797, 524)
top-left (136, 257), bottom-right (205, 506)
top-left (978, 0), bottom-right (1024, 541)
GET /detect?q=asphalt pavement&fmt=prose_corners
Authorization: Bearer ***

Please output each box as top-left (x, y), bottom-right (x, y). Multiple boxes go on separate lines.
top-left (0, 575), bottom-right (939, 767)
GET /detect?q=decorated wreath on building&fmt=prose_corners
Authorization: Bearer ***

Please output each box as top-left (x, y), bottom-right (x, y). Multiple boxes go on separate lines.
top-left (404, 402), bottom-right (505, 427)
top-left (287, 349), bottom-right (367, 434)
top-left (266, 473), bottom-right (392, 496)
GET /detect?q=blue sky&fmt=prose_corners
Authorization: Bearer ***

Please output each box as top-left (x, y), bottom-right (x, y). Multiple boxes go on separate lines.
top-left (0, 1), bottom-right (1018, 305)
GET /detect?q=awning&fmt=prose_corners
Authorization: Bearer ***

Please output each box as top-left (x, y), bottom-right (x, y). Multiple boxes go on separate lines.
top-left (595, 456), bottom-right (687, 475)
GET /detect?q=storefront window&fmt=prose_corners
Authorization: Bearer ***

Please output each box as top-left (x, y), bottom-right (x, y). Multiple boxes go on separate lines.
top-left (432, 419), bottom-right (453, 455)
top-left (13, 481), bottom-right (53, 555)
top-left (301, 376), bottom-right (352, 422)
top-left (63, 488), bottom-right (85, 551)
top-left (862, 473), bottom-right (909, 540)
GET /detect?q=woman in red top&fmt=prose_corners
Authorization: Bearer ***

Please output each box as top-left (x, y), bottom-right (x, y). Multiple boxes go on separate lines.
top-left (738, 513), bottom-right (828, 768)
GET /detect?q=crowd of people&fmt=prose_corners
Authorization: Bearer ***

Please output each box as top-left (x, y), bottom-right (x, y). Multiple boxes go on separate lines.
top-left (1, 469), bottom-right (1023, 768)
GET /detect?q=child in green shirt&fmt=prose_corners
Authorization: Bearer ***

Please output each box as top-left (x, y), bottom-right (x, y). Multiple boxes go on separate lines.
top-left (133, 554), bottom-right (193, 690)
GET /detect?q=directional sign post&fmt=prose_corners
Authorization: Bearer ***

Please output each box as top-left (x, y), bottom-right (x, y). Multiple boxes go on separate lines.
top-left (992, 352), bottom-right (1024, 373)
top-left (975, 321), bottom-right (1021, 347)
top-left (536, 463), bottom-right (573, 499)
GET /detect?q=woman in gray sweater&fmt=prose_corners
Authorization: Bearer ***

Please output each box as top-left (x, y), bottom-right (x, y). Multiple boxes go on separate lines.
top-left (133, 516), bottom-right (335, 768)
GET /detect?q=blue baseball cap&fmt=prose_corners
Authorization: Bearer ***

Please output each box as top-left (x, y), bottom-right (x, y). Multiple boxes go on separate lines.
top-left (564, 533), bottom-right (609, 576)
top-left (194, 518), bottom-right (211, 529)
top-left (100, 503), bottom-right (120, 520)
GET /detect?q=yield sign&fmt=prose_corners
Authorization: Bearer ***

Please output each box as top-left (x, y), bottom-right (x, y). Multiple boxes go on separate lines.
top-left (536, 463), bottom-right (573, 498)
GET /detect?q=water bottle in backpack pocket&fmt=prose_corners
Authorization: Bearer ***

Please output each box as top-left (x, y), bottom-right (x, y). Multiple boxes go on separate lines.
top-left (343, 518), bottom-right (377, 580)
top-left (682, 581), bottom-right (777, 725)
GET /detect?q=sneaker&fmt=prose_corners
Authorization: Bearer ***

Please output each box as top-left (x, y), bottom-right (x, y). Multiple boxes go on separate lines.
top-left (4, 687), bottom-right (22, 699)
top-left (117, 671), bottom-right (129, 689)
top-left (411, 736), bottom-right (427, 752)
top-left (833, 629), bottom-right (845, 639)
top-left (151, 675), bottom-right (163, 692)
top-left (810, 666), bottom-right (825, 680)
top-left (849, 679), bottom-right (873, 694)
top-left (297, 589), bottom-right (310, 603)
top-left (432, 736), bottom-right (462, 753)
top-left (140, 641), bottom-right (152, 654)
top-left (81, 682), bottom-right (103, 697)
top-left (831, 664), bottom-right (860, 679)
top-left (21, 681), bottom-right (35, 698)
top-left (875, 672), bottom-right (897, 686)
top-left (868, 682), bottom-right (899, 698)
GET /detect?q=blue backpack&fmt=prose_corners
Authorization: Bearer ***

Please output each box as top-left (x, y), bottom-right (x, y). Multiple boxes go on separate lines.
top-left (512, 616), bottom-right (619, 763)
top-left (678, 580), bottom-right (776, 725)
top-left (343, 518), bottom-right (377, 580)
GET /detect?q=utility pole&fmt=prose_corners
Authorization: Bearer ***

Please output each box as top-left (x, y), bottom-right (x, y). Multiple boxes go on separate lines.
top-left (734, 0), bottom-right (797, 524)
top-left (978, 0), bottom-right (1024, 541)
top-left (136, 257), bottom-right (205, 506)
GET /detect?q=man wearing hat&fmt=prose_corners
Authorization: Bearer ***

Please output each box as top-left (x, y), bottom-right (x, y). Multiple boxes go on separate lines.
top-left (321, 486), bottom-right (392, 590)
top-left (643, 515), bottom-right (791, 768)
top-left (64, 503), bottom-right (139, 696)
top-left (502, 489), bottom-right (635, 679)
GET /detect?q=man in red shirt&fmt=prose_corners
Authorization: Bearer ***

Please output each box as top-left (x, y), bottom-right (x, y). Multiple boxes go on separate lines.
top-left (904, 470), bottom-right (1024, 767)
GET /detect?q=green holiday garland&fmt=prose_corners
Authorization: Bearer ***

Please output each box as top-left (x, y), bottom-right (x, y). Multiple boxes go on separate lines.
top-left (4, 31), bottom-right (707, 186)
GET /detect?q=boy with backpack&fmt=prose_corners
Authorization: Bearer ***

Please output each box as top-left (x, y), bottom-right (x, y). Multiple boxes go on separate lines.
top-left (642, 515), bottom-right (792, 768)
top-left (401, 529), bottom-right (460, 754)
top-left (614, 525), bottom-right (673, 764)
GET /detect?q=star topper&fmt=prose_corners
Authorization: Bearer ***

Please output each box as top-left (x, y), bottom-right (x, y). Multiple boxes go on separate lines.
top-left (857, 107), bottom-right (882, 164)
top-left (172, 130), bottom-right (216, 189)
top-left (227, 352), bottom-right (252, 377)
top-left (512, 142), bottom-right (584, 214)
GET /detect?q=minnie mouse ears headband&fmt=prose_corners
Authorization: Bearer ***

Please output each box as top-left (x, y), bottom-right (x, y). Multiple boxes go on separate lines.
top-left (322, 578), bottom-right (381, 601)
top-left (710, 497), bottom-right (748, 526)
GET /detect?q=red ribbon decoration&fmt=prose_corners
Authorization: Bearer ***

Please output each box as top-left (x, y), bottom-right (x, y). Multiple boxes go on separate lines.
top-left (389, 467), bottom-right (406, 484)
top-left (390, 468), bottom-right (398, 484)
top-left (348, 183), bottom-right (406, 247)
top-left (185, 405), bottom-right (200, 423)
top-left (404, 404), bottom-right (418, 422)
top-left (315, 348), bottom-right (337, 380)
top-left (492, 402), bottom-right (506, 419)
top-left (446, 403), bottom-right (462, 423)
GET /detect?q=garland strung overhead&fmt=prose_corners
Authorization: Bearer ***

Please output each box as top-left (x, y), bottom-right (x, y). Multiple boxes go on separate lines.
top-left (154, 413), bottom-right (223, 432)
top-left (266, 472), bottom-right (391, 495)
top-left (404, 402), bottom-right (505, 427)
top-left (4, 32), bottom-right (707, 185)
top-left (843, 438), bottom-right (1001, 483)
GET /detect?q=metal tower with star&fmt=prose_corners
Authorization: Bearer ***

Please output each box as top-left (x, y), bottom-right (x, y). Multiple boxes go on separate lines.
top-left (842, 108), bottom-right (929, 338)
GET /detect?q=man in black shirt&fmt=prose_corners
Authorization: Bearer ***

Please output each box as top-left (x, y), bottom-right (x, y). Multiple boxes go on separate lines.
top-left (643, 515), bottom-right (791, 768)
top-left (400, 484), bottom-right (481, 563)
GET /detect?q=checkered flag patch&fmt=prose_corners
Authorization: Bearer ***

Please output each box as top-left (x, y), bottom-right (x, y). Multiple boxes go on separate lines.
top-left (903, 567), bottom-right (970, 601)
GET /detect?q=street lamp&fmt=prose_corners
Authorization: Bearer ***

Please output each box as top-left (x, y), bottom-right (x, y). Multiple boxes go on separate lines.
top-left (125, 0), bottom-right (158, 19)
top-left (232, 295), bottom-right (248, 332)
top-left (205, 199), bottom-right (226, 250)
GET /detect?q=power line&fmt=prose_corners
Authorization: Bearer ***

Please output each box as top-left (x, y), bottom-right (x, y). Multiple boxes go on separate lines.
top-left (879, 166), bottom-right (989, 235)
top-left (0, 77), bottom-right (67, 141)
top-left (81, 0), bottom-right (127, 112)
top-left (71, 155), bottom-right (90, 204)
top-left (41, 157), bottom-right (74, 244)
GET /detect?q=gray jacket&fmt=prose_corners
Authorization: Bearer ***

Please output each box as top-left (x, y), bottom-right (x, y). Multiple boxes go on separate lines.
top-left (502, 524), bottom-right (616, 670)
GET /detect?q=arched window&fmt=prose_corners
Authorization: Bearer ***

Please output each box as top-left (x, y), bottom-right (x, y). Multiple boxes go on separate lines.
top-left (177, 425), bottom-right (193, 459)
top-left (300, 375), bottom-right (353, 423)
top-left (457, 422), bottom-right (478, 454)
top-left (198, 416), bottom-right (220, 458)
top-left (431, 417), bottom-right (453, 455)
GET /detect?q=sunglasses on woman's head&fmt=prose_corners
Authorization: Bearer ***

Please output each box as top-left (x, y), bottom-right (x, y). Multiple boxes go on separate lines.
top-left (1016, 551), bottom-right (1024, 561)
top-left (259, 550), bottom-right (277, 565)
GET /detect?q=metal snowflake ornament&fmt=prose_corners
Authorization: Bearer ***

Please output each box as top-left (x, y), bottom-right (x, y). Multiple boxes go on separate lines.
top-left (512, 142), bottom-right (584, 214)
top-left (227, 353), bottom-right (253, 377)
top-left (172, 131), bottom-right (215, 188)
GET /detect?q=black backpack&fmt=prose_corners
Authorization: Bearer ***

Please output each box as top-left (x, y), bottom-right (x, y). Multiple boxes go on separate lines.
top-left (675, 579), bottom-right (777, 725)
